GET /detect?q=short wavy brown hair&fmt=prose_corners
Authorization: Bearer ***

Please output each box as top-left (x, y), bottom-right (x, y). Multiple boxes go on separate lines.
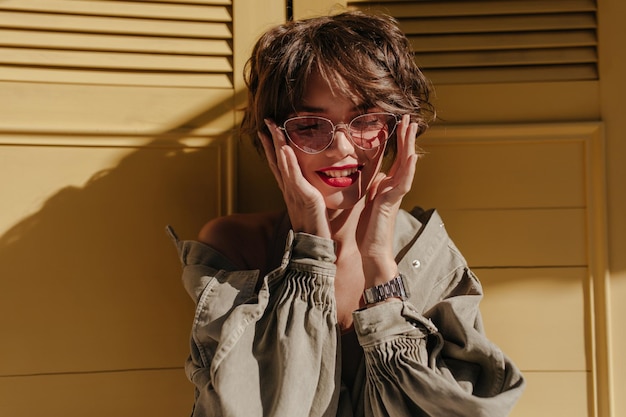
top-left (241, 11), bottom-right (435, 160)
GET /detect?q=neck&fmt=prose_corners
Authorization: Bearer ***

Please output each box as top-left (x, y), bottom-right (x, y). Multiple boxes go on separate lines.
top-left (326, 198), bottom-right (367, 254)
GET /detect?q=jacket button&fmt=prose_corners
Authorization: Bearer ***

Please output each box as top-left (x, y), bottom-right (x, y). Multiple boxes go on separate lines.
top-left (412, 259), bottom-right (421, 268)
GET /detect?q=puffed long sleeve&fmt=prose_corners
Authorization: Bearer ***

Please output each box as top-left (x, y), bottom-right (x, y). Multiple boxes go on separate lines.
top-left (350, 207), bottom-right (525, 416)
top-left (353, 269), bottom-right (524, 417)
top-left (171, 228), bottom-right (342, 417)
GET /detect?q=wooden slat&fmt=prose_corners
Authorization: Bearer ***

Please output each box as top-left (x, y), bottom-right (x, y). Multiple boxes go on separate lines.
top-left (409, 30), bottom-right (597, 53)
top-left (349, 0), bottom-right (596, 17)
top-left (424, 64), bottom-right (598, 84)
top-left (0, 66), bottom-right (233, 87)
top-left (0, 369), bottom-right (192, 417)
top-left (437, 208), bottom-right (587, 267)
top-left (0, 11), bottom-right (232, 38)
top-left (0, 47), bottom-right (232, 72)
top-left (135, 0), bottom-right (231, 4)
top-left (478, 267), bottom-right (588, 370)
top-left (398, 13), bottom-right (596, 35)
top-left (0, 29), bottom-right (232, 55)
top-left (417, 46), bottom-right (596, 68)
top-left (135, 0), bottom-right (233, 5)
top-left (0, 133), bottom-right (230, 148)
top-left (0, 0), bottom-right (232, 22)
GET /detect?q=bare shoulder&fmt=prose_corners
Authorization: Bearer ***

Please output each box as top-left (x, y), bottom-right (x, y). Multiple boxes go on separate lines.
top-left (198, 210), bottom-right (286, 271)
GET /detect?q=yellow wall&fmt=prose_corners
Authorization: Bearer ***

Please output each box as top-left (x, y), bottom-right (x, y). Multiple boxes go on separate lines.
top-left (0, 1), bottom-right (281, 415)
top-left (1, 0), bottom-right (623, 416)
top-left (597, 0), bottom-right (626, 414)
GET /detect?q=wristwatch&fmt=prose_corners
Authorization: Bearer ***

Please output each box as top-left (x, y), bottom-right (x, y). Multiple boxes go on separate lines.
top-left (363, 273), bottom-right (410, 305)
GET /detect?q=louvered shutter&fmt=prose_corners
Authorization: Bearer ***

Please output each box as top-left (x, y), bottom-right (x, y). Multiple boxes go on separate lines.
top-left (348, 0), bottom-right (598, 84)
top-left (0, 0), bottom-right (232, 87)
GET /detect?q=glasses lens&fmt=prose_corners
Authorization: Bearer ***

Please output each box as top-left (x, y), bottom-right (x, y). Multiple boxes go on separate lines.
top-left (283, 117), bottom-right (333, 153)
top-left (349, 113), bottom-right (397, 149)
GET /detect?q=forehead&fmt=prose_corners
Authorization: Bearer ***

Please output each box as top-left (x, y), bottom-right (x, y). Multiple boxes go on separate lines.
top-left (297, 70), bottom-right (363, 113)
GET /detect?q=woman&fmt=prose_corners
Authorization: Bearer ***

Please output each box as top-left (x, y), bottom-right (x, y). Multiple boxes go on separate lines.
top-left (169, 11), bottom-right (525, 417)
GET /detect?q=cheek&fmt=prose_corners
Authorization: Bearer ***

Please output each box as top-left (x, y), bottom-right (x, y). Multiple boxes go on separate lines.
top-left (361, 148), bottom-right (385, 173)
top-left (293, 153), bottom-right (318, 181)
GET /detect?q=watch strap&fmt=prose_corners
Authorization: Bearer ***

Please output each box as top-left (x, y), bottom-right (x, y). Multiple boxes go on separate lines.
top-left (363, 273), bottom-right (410, 305)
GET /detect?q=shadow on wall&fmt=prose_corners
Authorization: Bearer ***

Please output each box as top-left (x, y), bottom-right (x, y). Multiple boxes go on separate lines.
top-left (0, 90), bottom-right (262, 378)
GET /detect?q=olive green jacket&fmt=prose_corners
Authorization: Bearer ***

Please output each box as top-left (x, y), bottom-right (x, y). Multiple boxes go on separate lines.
top-left (169, 208), bottom-right (525, 416)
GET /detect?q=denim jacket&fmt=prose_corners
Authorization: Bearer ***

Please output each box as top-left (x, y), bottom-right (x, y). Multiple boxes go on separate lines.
top-left (169, 208), bottom-right (525, 416)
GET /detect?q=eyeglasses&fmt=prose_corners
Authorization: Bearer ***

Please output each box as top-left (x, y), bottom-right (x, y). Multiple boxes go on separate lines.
top-left (278, 112), bottom-right (400, 154)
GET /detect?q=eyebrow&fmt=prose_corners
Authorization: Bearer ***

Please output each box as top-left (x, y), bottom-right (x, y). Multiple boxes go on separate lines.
top-left (295, 104), bottom-right (369, 113)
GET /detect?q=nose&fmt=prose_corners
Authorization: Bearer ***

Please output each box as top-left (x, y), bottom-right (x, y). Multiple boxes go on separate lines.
top-left (329, 124), bottom-right (355, 155)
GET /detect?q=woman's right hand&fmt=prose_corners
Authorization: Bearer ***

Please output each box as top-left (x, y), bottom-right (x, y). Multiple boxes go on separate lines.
top-left (259, 119), bottom-right (331, 239)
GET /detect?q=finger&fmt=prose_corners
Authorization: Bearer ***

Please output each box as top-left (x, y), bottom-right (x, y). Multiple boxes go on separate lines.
top-left (399, 115), bottom-right (417, 161)
top-left (397, 153), bottom-right (418, 194)
top-left (264, 118), bottom-right (288, 151)
top-left (388, 114), bottom-right (416, 179)
top-left (367, 172), bottom-right (387, 202)
top-left (264, 120), bottom-right (314, 197)
top-left (404, 117), bottom-right (418, 160)
top-left (265, 119), bottom-right (296, 183)
top-left (379, 118), bottom-right (418, 198)
top-left (393, 121), bottom-right (418, 194)
top-left (260, 122), bottom-right (295, 196)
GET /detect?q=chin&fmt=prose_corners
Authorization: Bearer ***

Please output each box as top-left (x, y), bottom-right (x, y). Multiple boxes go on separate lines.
top-left (322, 188), bottom-right (366, 210)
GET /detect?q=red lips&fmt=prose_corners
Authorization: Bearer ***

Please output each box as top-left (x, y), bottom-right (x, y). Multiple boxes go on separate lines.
top-left (316, 165), bottom-right (361, 187)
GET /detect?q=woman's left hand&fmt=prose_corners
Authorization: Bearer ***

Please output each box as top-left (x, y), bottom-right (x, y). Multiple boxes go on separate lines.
top-left (357, 114), bottom-right (419, 286)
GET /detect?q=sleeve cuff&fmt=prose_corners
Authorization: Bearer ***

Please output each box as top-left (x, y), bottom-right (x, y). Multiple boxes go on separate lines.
top-left (291, 232), bottom-right (337, 265)
top-left (353, 301), bottom-right (438, 347)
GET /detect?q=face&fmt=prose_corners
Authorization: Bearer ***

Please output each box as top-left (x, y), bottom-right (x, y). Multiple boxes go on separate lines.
top-left (287, 71), bottom-right (386, 210)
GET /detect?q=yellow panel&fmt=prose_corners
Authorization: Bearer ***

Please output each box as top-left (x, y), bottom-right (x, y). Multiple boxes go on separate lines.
top-left (409, 138), bottom-right (586, 209)
top-left (478, 267), bottom-right (588, 370)
top-left (610, 274), bottom-right (626, 416)
top-left (237, 139), bottom-right (285, 213)
top-left (510, 371), bottom-right (590, 417)
top-left (232, 0), bottom-right (287, 215)
top-left (0, 82), bottom-right (236, 133)
top-left (432, 81), bottom-right (600, 123)
top-left (435, 208), bottom-right (587, 267)
top-left (0, 0), bottom-right (234, 87)
top-left (0, 369), bottom-right (192, 417)
top-left (0, 144), bottom-right (221, 374)
top-left (598, 2), bottom-right (626, 415)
